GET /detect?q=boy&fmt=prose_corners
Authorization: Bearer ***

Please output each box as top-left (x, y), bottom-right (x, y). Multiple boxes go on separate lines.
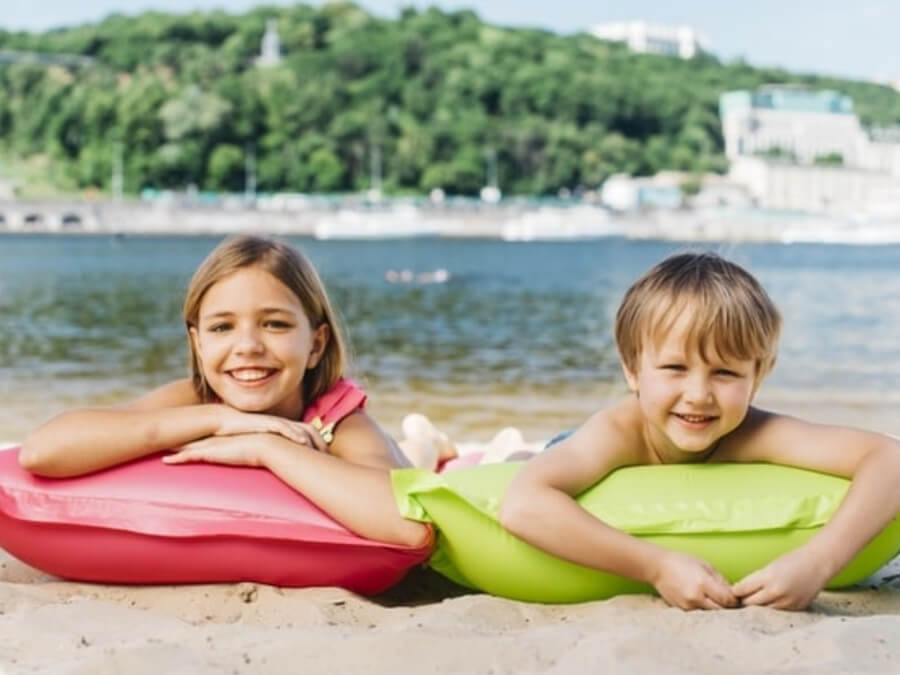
top-left (501, 252), bottom-right (900, 610)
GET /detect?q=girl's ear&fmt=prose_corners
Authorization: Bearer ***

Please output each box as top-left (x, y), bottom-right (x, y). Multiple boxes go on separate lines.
top-left (307, 323), bottom-right (330, 370)
top-left (189, 325), bottom-right (202, 364)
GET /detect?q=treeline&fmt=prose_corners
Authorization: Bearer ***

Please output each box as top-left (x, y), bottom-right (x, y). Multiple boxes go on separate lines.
top-left (1, 2), bottom-right (899, 196)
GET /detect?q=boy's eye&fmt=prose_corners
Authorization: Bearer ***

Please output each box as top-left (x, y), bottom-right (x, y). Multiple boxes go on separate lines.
top-left (661, 364), bottom-right (686, 372)
top-left (715, 369), bottom-right (741, 377)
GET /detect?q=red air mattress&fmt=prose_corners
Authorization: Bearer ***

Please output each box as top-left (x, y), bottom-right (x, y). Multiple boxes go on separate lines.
top-left (0, 447), bottom-right (431, 593)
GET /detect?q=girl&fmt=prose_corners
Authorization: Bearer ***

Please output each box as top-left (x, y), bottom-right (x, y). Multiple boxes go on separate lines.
top-left (20, 235), bottom-right (430, 548)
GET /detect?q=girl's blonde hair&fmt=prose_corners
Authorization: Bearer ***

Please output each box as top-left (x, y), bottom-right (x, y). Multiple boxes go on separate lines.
top-left (183, 235), bottom-right (347, 410)
top-left (615, 252), bottom-right (781, 379)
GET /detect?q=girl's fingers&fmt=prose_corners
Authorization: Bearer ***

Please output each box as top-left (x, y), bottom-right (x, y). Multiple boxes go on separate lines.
top-left (281, 423), bottom-right (327, 452)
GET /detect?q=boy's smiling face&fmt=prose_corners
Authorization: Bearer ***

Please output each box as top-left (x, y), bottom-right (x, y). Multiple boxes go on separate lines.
top-left (623, 312), bottom-right (759, 463)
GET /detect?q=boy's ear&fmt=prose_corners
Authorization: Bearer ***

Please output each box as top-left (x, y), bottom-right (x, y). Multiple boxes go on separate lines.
top-left (621, 361), bottom-right (639, 392)
top-left (307, 323), bottom-right (330, 369)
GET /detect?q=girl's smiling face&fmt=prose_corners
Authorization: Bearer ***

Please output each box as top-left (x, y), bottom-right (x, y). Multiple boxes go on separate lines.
top-left (623, 312), bottom-right (758, 464)
top-left (190, 266), bottom-right (329, 419)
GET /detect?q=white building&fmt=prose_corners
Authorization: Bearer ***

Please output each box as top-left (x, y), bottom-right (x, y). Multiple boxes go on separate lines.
top-left (720, 87), bottom-right (872, 167)
top-left (721, 86), bottom-right (900, 215)
top-left (729, 157), bottom-right (900, 215)
top-left (256, 19), bottom-right (282, 68)
top-left (590, 21), bottom-right (708, 59)
top-left (0, 179), bottom-right (16, 200)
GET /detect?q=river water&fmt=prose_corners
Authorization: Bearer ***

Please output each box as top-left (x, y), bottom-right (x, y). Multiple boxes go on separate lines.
top-left (3, 234), bottom-right (900, 443)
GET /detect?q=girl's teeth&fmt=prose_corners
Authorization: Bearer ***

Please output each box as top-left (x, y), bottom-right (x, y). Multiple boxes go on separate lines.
top-left (231, 369), bottom-right (270, 381)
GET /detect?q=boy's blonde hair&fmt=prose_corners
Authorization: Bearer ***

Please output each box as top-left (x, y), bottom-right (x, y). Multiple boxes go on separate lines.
top-left (615, 252), bottom-right (781, 379)
top-left (183, 235), bottom-right (347, 409)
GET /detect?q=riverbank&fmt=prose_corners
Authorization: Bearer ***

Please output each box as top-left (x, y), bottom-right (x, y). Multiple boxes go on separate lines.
top-left (3, 198), bottom-right (900, 244)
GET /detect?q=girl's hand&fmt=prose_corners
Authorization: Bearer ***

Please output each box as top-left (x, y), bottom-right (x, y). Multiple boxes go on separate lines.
top-left (652, 551), bottom-right (739, 610)
top-left (732, 547), bottom-right (828, 610)
top-left (163, 433), bottom-right (274, 468)
top-left (216, 407), bottom-right (328, 452)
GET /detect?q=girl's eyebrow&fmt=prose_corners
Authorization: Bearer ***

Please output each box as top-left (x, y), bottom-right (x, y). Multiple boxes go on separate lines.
top-left (200, 310), bottom-right (234, 320)
top-left (200, 307), bottom-right (297, 320)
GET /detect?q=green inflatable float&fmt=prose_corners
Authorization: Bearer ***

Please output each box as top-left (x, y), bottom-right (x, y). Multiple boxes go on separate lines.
top-left (392, 461), bottom-right (900, 603)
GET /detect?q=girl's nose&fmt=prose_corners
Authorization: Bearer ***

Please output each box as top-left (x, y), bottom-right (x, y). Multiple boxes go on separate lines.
top-left (234, 326), bottom-right (264, 354)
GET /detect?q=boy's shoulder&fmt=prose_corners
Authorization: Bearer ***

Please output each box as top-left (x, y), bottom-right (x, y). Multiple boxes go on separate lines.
top-left (713, 407), bottom-right (813, 463)
top-left (563, 398), bottom-right (649, 464)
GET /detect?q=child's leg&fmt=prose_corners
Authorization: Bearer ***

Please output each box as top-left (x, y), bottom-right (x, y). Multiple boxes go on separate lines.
top-left (398, 414), bottom-right (459, 470)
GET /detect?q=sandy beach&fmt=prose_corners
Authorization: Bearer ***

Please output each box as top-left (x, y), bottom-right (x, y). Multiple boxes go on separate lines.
top-left (2, 546), bottom-right (899, 674)
top-left (3, 425), bottom-right (900, 674)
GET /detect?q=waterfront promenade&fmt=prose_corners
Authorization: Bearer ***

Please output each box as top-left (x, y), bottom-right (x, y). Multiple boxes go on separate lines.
top-left (2, 197), bottom-right (900, 243)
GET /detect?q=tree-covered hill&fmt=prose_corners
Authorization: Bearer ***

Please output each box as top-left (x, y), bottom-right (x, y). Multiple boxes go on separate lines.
top-left (1, 2), bottom-right (898, 196)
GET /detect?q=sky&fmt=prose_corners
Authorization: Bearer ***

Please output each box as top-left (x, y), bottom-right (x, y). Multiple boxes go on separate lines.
top-left (1, 0), bottom-right (897, 84)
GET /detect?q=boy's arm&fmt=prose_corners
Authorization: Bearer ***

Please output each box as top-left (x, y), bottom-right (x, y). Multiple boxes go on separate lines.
top-left (723, 409), bottom-right (900, 609)
top-left (500, 408), bottom-right (738, 610)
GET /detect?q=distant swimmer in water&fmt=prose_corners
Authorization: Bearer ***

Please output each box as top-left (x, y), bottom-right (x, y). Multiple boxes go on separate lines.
top-left (385, 268), bottom-right (450, 284)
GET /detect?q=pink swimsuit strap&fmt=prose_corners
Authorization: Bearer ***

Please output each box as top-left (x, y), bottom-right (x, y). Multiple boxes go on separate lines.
top-left (301, 378), bottom-right (367, 428)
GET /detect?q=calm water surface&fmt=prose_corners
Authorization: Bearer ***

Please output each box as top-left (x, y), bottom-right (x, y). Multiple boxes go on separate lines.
top-left (3, 234), bottom-right (900, 442)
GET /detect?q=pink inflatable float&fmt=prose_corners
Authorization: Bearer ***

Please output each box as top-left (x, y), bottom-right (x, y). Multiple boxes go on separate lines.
top-left (0, 447), bottom-right (431, 593)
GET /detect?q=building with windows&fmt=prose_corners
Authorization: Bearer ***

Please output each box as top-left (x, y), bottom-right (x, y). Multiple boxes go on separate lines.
top-left (720, 86), bottom-right (900, 215)
top-left (590, 21), bottom-right (708, 59)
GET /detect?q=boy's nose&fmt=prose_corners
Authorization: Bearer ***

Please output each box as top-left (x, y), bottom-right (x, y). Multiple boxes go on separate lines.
top-left (684, 375), bottom-right (713, 403)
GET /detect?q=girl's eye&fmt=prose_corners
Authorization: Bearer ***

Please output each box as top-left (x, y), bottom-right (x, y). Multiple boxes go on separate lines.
top-left (208, 323), bottom-right (232, 333)
top-left (264, 320), bottom-right (292, 329)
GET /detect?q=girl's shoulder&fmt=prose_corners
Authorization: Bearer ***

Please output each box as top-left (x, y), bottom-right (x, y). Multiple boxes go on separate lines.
top-left (302, 378), bottom-right (367, 429)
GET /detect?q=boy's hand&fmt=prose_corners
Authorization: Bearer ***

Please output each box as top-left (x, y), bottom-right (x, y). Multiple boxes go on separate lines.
top-left (733, 547), bottom-right (829, 610)
top-left (653, 551), bottom-right (739, 610)
top-left (216, 407), bottom-right (328, 452)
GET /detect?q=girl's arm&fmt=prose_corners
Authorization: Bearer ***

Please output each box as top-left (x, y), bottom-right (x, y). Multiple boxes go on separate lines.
top-left (721, 410), bottom-right (900, 609)
top-left (500, 406), bottom-right (738, 610)
top-left (19, 379), bottom-right (218, 477)
top-left (163, 426), bottom-right (430, 548)
top-left (326, 411), bottom-right (413, 470)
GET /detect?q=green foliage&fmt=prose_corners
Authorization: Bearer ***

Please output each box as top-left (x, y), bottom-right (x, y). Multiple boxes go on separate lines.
top-left (1, 2), bottom-right (898, 196)
top-left (814, 152), bottom-right (844, 167)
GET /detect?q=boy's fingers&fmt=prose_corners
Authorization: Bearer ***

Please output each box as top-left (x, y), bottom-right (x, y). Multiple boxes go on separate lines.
top-left (738, 587), bottom-right (775, 606)
top-left (701, 596), bottom-right (725, 610)
top-left (732, 570), bottom-right (763, 598)
top-left (706, 581), bottom-right (738, 608)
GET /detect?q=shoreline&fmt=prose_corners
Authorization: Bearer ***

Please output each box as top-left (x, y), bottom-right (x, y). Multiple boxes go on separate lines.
top-left (3, 198), bottom-right (900, 245)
